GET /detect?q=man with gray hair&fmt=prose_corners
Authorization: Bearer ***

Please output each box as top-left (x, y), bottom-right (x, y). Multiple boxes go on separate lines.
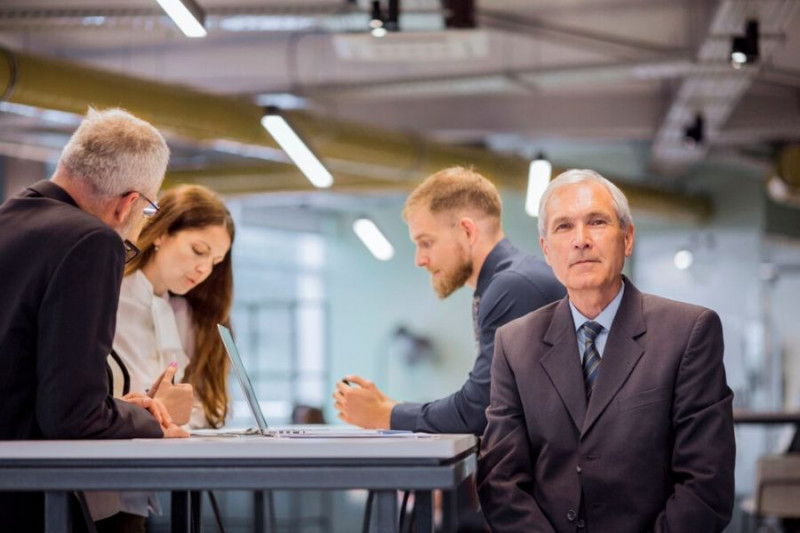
top-left (478, 169), bottom-right (735, 532)
top-left (0, 108), bottom-right (187, 531)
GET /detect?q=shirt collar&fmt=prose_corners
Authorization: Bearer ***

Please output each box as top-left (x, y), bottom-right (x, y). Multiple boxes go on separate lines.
top-left (569, 279), bottom-right (626, 333)
top-left (475, 238), bottom-right (515, 297)
top-left (28, 180), bottom-right (80, 208)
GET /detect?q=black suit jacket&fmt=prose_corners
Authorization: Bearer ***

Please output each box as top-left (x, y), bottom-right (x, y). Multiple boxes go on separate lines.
top-left (478, 279), bottom-right (735, 532)
top-left (0, 181), bottom-right (162, 527)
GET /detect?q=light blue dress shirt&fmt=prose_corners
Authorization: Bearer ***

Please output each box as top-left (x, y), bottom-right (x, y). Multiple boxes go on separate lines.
top-left (569, 281), bottom-right (625, 362)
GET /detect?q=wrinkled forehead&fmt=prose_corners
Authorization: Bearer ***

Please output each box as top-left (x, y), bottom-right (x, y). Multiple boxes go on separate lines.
top-left (546, 182), bottom-right (616, 218)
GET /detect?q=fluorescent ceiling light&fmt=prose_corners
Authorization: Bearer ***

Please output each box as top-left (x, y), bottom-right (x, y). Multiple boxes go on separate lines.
top-left (156, 0), bottom-right (207, 38)
top-left (353, 218), bottom-right (394, 261)
top-left (525, 156), bottom-right (552, 217)
top-left (261, 113), bottom-right (334, 188)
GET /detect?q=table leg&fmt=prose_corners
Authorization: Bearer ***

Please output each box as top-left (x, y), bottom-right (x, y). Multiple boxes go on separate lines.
top-left (191, 491), bottom-right (203, 532)
top-left (44, 491), bottom-right (70, 533)
top-left (254, 490), bottom-right (277, 533)
top-left (414, 491), bottom-right (433, 533)
top-left (441, 489), bottom-right (459, 532)
top-left (172, 491), bottom-right (191, 533)
top-left (375, 490), bottom-right (398, 533)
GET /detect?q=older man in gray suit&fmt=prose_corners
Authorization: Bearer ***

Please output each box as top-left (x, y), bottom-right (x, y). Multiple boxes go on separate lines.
top-left (477, 169), bottom-right (735, 532)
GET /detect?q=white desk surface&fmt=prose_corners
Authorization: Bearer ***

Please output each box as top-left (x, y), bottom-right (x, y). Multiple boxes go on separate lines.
top-left (0, 433), bottom-right (477, 461)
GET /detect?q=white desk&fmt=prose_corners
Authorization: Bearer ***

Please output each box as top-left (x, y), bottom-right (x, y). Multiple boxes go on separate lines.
top-left (0, 434), bottom-right (477, 533)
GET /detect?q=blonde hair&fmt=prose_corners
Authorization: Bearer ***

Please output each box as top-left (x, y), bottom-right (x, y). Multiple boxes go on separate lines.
top-left (60, 107), bottom-right (169, 199)
top-left (403, 166), bottom-right (502, 223)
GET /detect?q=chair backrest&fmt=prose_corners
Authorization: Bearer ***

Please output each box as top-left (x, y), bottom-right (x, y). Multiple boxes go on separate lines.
top-left (755, 453), bottom-right (800, 517)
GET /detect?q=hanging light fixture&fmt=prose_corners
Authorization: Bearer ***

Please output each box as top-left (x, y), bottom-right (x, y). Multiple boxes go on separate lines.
top-left (369, 1), bottom-right (387, 37)
top-left (683, 113), bottom-right (704, 149)
top-left (368, 0), bottom-right (399, 37)
top-left (525, 153), bottom-right (552, 217)
top-left (155, 0), bottom-right (207, 38)
top-left (353, 217), bottom-right (395, 261)
top-left (730, 20), bottom-right (759, 69)
top-left (261, 107), bottom-right (333, 188)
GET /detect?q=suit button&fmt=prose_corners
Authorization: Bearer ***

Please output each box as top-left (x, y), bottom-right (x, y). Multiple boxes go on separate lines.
top-left (576, 465), bottom-right (582, 474)
top-left (577, 519), bottom-right (586, 528)
top-left (567, 510), bottom-right (577, 522)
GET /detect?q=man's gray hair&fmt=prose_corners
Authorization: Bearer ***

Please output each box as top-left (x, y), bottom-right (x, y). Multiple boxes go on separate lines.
top-left (537, 169), bottom-right (633, 238)
top-left (59, 108), bottom-right (169, 198)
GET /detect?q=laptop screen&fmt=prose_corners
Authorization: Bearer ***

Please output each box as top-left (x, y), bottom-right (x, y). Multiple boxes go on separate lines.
top-left (217, 324), bottom-right (270, 431)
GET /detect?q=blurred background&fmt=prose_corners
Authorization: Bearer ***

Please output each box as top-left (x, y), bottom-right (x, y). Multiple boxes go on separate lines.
top-left (1, 0), bottom-right (799, 531)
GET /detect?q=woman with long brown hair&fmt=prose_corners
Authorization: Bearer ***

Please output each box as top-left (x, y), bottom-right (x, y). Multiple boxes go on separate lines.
top-left (88, 184), bottom-right (235, 530)
top-left (111, 183), bottom-right (235, 429)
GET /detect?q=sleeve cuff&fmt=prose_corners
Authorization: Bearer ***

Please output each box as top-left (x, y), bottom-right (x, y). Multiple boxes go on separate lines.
top-left (390, 402), bottom-right (422, 431)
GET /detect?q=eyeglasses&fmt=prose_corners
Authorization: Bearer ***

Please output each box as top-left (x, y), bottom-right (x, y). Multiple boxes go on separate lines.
top-left (137, 192), bottom-right (160, 219)
top-left (123, 190), bottom-right (160, 219)
top-left (123, 239), bottom-right (142, 263)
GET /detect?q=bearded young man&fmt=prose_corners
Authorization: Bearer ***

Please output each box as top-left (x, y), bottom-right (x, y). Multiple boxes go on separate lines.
top-left (333, 166), bottom-right (564, 435)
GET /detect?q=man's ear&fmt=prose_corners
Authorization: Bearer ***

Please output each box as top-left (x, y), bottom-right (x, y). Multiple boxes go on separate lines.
top-left (458, 217), bottom-right (479, 245)
top-left (113, 192), bottom-right (139, 226)
top-left (540, 235), bottom-right (552, 266)
top-left (624, 223), bottom-right (635, 258)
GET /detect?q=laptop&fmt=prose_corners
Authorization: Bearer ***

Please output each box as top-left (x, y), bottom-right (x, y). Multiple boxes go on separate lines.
top-left (201, 324), bottom-right (420, 439)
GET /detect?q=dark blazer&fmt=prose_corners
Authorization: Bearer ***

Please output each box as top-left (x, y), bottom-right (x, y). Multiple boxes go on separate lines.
top-left (0, 181), bottom-right (163, 530)
top-left (478, 279), bottom-right (735, 533)
top-left (0, 180), bottom-right (162, 440)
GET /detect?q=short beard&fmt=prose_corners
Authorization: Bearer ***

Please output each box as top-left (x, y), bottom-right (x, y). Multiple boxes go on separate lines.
top-left (432, 251), bottom-right (473, 299)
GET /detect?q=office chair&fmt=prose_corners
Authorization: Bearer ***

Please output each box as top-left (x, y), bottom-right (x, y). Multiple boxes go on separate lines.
top-left (741, 453), bottom-right (800, 532)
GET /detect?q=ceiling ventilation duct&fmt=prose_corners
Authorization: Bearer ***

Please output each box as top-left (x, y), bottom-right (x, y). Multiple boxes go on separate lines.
top-left (768, 145), bottom-right (800, 208)
top-left (0, 47), bottom-right (711, 220)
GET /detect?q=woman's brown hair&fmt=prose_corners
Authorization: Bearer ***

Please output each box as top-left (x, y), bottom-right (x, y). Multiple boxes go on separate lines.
top-left (126, 184), bottom-right (235, 428)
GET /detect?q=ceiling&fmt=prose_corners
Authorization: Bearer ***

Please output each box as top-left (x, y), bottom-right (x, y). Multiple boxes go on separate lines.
top-left (0, 0), bottom-right (799, 208)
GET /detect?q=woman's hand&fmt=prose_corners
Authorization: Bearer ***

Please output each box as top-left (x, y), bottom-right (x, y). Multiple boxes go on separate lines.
top-left (147, 362), bottom-right (194, 426)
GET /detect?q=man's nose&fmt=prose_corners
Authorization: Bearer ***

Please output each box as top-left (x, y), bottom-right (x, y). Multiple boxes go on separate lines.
top-left (572, 224), bottom-right (590, 248)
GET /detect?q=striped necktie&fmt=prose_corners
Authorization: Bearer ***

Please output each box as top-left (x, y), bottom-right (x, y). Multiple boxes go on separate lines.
top-left (580, 321), bottom-right (603, 400)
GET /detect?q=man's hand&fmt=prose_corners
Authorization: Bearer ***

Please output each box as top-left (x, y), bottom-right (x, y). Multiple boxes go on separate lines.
top-left (121, 393), bottom-right (189, 438)
top-left (162, 423), bottom-right (190, 438)
top-left (332, 375), bottom-right (396, 429)
top-left (148, 362), bottom-right (194, 426)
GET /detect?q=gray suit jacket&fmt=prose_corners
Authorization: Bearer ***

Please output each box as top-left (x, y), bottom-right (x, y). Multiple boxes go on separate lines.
top-left (478, 279), bottom-right (735, 532)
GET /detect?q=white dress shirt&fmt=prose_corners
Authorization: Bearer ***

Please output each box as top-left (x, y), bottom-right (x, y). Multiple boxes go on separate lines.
top-left (88, 271), bottom-right (206, 521)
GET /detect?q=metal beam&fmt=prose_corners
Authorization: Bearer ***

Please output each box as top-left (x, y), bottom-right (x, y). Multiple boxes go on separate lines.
top-left (650, 0), bottom-right (800, 175)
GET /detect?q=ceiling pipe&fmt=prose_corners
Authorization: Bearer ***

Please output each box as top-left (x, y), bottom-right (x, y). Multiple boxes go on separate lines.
top-left (0, 47), bottom-right (711, 220)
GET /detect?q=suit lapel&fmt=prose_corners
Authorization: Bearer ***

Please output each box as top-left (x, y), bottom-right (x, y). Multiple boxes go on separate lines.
top-left (581, 281), bottom-right (646, 437)
top-left (541, 299), bottom-right (586, 432)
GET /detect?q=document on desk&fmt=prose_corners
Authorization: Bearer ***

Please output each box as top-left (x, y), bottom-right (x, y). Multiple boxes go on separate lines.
top-left (190, 427), bottom-right (437, 439)
top-left (280, 429), bottom-right (436, 439)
